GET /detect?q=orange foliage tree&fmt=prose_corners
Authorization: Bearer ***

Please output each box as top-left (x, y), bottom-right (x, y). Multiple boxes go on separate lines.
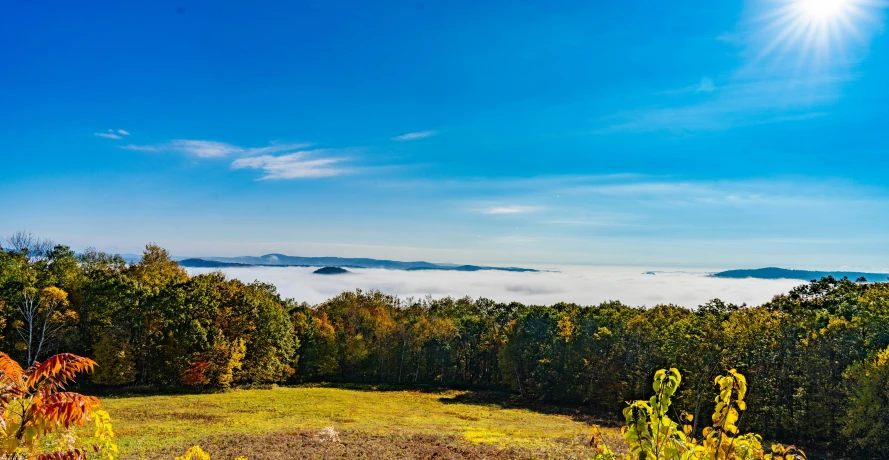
top-left (0, 352), bottom-right (116, 459)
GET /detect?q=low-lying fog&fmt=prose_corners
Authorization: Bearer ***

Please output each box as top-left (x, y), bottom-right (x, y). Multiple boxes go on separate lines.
top-left (186, 266), bottom-right (804, 308)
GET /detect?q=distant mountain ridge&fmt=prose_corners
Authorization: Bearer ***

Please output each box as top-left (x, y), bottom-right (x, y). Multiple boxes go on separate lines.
top-left (179, 254), bottom-right (538, 272)
top-left (712, 267), bottom-right (889, 281)
top-left (178, 258), bottom-right (252, 268)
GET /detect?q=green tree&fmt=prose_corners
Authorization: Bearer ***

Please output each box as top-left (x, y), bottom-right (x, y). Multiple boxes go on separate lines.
top-left (843, 344), bottom-right (889, 454)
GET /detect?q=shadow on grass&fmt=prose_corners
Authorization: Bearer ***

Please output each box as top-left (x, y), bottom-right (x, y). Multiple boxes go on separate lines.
top-left (301, 380), bottom-right (471, 394)
top-left (85, 379), bottom-right (621, 427)
top-left (83, 380), bottom-right (468, 399)
top-left (304, 381), bottom-right (622, 427)
top-left (77, 383), bottom-right (277, 399)
top-left (437, 390), bottom-right (622, 427)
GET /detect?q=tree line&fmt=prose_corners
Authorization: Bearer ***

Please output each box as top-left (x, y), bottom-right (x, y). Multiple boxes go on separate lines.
top-left (2, 233), bottom-right (889, 456)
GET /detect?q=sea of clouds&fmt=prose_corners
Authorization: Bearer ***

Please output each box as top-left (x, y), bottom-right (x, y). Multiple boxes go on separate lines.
top-left (185, 265), bottom-right (804, 308)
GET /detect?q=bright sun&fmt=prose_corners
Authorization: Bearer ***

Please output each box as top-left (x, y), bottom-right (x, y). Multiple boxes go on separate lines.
top-left (755, 0), bottom-right (883, 66)
top-left (798, 0), bottom-right (847, 19)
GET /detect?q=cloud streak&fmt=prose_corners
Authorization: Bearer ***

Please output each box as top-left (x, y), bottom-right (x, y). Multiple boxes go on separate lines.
top-left (481, 205), bottom-right (542, 214)
top-left (94, 129), bottom-right (130, 140)
top-left (118, 136), bottom-right (354, 180)
top-left (170, 140), bottom-right (243, 158)
top-left (120, 144), bottom-right (160, 152)
top-left (120, 139), bottom-right (313, 158)
top-left (392, 131), bottom-right (437, 141)
top-left (600, 75), bottom-right (843, 133)
top-left (231, 149), bottom-right (349, 179)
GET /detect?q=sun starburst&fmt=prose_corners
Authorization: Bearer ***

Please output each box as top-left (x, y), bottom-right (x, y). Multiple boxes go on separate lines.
top-left (752, 0), bottom-right (885, 70)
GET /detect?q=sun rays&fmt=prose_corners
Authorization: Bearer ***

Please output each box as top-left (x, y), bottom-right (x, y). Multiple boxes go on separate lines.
top-left (751, 0), bottom-right (885, 71)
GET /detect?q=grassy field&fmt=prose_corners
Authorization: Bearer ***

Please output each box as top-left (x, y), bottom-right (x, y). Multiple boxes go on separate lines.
top-left (90, 385), bottom-right (622, 459)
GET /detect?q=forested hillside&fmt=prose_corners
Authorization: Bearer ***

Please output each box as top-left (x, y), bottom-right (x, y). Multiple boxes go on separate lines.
top-left (3, 236), bottom-right (889, 456)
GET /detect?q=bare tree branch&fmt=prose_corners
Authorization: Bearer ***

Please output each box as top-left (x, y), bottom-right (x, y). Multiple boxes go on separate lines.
top-left (4, 231), bottom-right (55, 262)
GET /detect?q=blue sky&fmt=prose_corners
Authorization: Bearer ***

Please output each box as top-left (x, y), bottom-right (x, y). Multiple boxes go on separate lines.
top-left (2, 0), bottom-right (888, 269)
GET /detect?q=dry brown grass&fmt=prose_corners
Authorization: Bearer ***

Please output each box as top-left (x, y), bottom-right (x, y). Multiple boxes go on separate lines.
top-left (136, 428), bottom-right (608, 460)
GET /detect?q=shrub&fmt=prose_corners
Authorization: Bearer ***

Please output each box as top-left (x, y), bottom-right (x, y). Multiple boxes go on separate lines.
top-left (176, 446), bottom-right (246, 460)
top-left (0, 352), bottom-right (117, 459)
top-left (590, 368), bottom-right (807, 459)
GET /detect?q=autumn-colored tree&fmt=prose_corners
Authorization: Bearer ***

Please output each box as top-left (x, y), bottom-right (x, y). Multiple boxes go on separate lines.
top-left (125, 244), bottom-right (187, 293)
top-left (124, 245), bottom-right (190, 384)
top-left (843, 344), bottom-right (889, 454)
top-left (293, 309), bottom-right (339, 379)
top-left (499, 306), bottom-right (561, 398)
top-left (13, 287), bottom-right (79, 366)
top-left (0, 352), bottom-right (116, 459)
top-left (91, 329), bottom-right (137, 385)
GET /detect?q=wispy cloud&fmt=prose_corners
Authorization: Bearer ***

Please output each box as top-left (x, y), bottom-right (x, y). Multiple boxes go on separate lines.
top-left (599, 75), bottom-right (844, 133)
top-left (544, 219), bottom-right (628, 227)
top-left (481, 206), bottom-right (542, 215)
top-left (240, 143), bottom-right (315, 156)
top-left (169, 140), bottom-right (244, 158)
top-left (231, 149), bottom-right (349, 179)
top-left (392, 131), bottom-right (437, 141)
top-left (94, 129), bottom-right (130, 140)
top-left (120, 144), bottom-right (161, 152)
top-left (118, 136), bottom-right (351, 180)
top-left (120, 140), bottom-right (312, 158)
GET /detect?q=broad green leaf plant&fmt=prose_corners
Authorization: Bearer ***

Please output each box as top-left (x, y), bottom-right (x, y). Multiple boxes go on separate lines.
top-left (590, 368), bottom-right (807, 460)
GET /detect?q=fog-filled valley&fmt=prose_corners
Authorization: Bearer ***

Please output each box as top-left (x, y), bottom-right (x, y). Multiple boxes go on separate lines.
top-left (186, 265), bottom-right (803, 308)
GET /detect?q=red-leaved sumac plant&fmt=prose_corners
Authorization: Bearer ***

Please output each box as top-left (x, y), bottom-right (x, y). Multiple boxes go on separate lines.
top-left (0, 352), bottom-right (116, 460)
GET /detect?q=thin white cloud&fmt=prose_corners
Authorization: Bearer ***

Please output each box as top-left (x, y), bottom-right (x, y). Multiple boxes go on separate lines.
top-left (117, 129), bottom-right (131, 136)
top-left (119, 140), bottom-right (312, 158)
top-left (242, 142), bottom-right (314, 156)
top-left (94, 132), bottom-right (122, 140)
top-left (169, 140), bottom-right (243, 158)
top-left (599, 75), bottom-right (844, 133)
top-left (544, 219), bottom-right (627, 227)
top-left (392, 130), bottom-right (437, 141)
top-left (231, 149), bottom-right (348, 179)
top-left (120, 144), bottom-right (161, 152)
top-left (482, 206), bottom-right (542, 215)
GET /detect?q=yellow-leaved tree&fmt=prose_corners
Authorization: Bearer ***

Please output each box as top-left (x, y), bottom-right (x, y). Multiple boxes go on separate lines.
top-left (0, 352), bottom-right (117, 459)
